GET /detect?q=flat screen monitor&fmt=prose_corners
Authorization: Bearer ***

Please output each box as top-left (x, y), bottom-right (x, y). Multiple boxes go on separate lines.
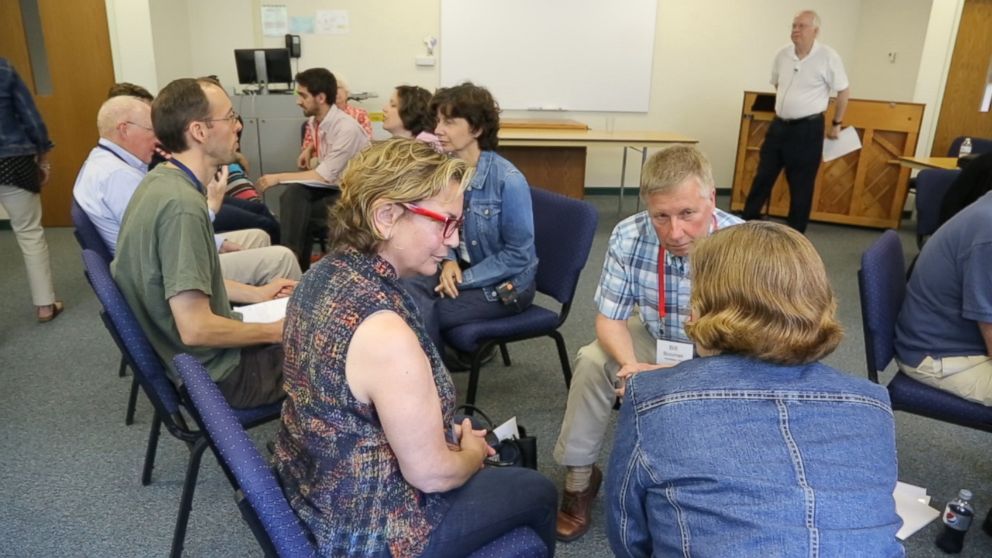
top-left (234, 48), bottom-right (293, 86)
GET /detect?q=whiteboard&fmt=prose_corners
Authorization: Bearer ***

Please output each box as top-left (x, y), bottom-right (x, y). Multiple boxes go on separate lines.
top-left (440, 0), bottom-right (657, 113)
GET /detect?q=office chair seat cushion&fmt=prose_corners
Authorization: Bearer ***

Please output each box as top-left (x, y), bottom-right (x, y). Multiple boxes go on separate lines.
top-left (445, 305), bottom-right (559, 353)
top-left (888, 371), bottom-right (992, 431)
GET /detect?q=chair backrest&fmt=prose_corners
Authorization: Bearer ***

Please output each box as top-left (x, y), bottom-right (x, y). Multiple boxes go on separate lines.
top-left (914, 168), bottom-right (960, 238)
top-left (857, 230), bottom-right (906, 383)
top-left (173, 353), bottom-right (317, 558)
top-left (71, 198), bottom-right (114, 263)
top-left (530, 187), bottom-right (598, 305)
top-left (947, 136), bottom-right (992, 157)
top-left (81, 249), bottom-right (182, 419)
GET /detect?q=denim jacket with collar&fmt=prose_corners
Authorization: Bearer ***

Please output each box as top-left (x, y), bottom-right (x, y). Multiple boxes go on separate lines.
top-left (0, 58), bottom-right (53, 159)
top-left (453, 150), bottom-right (537, 301)
top-left (607, 354), bottom-right (904, 558)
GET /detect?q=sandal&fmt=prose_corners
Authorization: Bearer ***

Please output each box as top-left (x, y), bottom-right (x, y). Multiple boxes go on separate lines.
top-left (37, 300), bottom-right (64, 323)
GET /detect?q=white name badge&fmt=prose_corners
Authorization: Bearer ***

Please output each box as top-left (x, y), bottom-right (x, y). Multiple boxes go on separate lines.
top-left (656, 339), bottom-right (694, 366)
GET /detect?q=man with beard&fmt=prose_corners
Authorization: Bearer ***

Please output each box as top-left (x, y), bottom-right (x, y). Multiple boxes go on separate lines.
top-left (256, 68), bottom-right (369, 270)
top-left (113, 77), bottom-right (296, 409)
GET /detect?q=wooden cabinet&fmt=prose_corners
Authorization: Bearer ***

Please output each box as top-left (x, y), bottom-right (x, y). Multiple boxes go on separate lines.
top-left (730, 91), bottom-right (924, 229)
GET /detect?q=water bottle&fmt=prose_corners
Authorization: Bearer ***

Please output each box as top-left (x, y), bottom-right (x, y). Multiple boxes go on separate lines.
top-left (959, 137), bottom-right (972, 158)
top-left (935, 489), bottom-right (974, 553)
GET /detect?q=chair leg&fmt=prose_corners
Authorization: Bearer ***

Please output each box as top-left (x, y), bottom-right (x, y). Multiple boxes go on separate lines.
top-left (550, 331), bottom-right (573, 388)
top-left (499, 343), bottom-right (511, 366)
top-left (170, 437), bottom-right (209, 558)
top-left (142, 413), bottom-right (163, 486)
top-left (118, 354), bottom-right (128, 377)
top-left (465, 351), bottom-right (484, 408)
top-left (125, 375), bottom-right (140, 426)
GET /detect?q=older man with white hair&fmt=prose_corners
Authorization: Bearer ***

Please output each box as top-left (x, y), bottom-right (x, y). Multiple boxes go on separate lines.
top-left (73, 94), bottom-right (300, 285)
top-left (742, 9), bottom-right (850, 233)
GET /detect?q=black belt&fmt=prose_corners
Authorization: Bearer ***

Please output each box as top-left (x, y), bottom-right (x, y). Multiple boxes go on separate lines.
top-left (775, 113), bottom-right (823, 125)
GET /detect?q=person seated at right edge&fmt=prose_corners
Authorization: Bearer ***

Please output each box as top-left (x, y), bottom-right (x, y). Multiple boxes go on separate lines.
top-left (553, 145), bottom-right (742, 541)
top-left (256, 68), bottom-right (369, 271)
top-left (274, 138), bottom-right (556, 557)
top-left (895, 189), bottom-right (992, 406)
top-left (606, 221), bottom-right (903, 557)
top-left (402, 82), bottom-right (537, 370)
top-left (382, 84), bottom-right (443, 151)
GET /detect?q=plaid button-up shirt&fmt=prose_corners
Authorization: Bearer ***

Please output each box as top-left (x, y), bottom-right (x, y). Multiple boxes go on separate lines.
top-left (593, 207), bottom-right (742, 342)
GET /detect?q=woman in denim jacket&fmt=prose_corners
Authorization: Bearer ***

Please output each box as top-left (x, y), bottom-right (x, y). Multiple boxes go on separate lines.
top-left (404, 82), bottom-right (537, 366)
top-left (607, 222), bottom-right (903, 557)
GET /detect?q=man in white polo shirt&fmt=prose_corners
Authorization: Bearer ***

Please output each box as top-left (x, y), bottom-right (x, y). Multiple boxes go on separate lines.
top-left (742, 9), bottom-right (849, 233)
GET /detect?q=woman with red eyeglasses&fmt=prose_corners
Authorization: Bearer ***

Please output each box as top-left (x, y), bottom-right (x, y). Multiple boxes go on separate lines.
top-left (403, 82), bottom-right (538, 369)
top-left (274, 139), bottom-right (556, 558)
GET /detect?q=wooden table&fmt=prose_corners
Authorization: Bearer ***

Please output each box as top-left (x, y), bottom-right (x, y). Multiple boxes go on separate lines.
top-left (497, 128), bottom-right (696, 203)
top-left (895, 156), bottom-right (960, 171)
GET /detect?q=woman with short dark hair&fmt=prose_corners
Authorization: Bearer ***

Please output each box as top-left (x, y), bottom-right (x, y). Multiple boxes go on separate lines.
top-left (404, 82), bottom-right (538, 367)
top-left (606, 221), bottom-right (903, 557)
top-left (383, 84), bottom-right (442, 151)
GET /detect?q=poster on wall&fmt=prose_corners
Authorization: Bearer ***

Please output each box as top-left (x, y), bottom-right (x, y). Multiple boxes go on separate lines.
top-left (315, 10), bottom-right (349, 35)
top-left (290, 16), bottom-right (315, 34)
top-left (261, 5), bottom-right (288, 37)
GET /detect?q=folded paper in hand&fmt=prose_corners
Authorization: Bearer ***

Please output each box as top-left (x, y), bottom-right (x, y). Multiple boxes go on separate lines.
top-left (234, 297), bottom-right (289, 323)
top-left (822, 126), bottom-right (862, 162)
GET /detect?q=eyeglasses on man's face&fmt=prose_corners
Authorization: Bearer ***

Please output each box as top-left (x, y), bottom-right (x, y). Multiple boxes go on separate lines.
top-left (401, 203), bottom-right (463, 239)
top-left (201, 109), bottom-right (240, 126)
top-left (124, 121), bottom-right (154, 132)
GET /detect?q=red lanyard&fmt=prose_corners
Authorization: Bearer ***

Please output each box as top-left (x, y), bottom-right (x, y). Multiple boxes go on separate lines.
top-left (657, 214), bottom-right (718, 319)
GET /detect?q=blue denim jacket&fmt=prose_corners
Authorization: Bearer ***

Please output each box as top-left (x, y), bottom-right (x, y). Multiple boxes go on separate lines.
top-left (0, 58), bottom-right (53, 159)
top-left (454, 150), bottom-right (537, 301)
top-left (607, 354), bottom-right (904, 558)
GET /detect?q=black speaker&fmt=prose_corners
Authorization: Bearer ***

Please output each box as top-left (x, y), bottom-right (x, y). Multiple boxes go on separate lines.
top-left (285, 34), bottom-right (301, 58)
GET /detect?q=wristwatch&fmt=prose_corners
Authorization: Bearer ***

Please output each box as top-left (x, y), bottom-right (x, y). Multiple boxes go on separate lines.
top-left (832, 119), bottom-right (843, 126)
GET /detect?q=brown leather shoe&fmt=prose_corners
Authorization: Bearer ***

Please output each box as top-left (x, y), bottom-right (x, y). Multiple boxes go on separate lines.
top-left (556, 465), bottom-right (602, 542)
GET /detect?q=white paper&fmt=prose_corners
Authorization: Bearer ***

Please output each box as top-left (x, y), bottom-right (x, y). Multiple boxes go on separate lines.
top-left (656, 339), bottom-right (693, 366)
top-left (893, 481), bottom-right (940, 540)
top-left (260, 5), bottom-right (288, 37)
top-left (822, 126), bottom-right (862, 162)
top-left (493, 416), bottom-right (520, 441)
top-left (234, 297), bottom-right (288, 323)
top-left (316, 10), bottom-right (349, 35)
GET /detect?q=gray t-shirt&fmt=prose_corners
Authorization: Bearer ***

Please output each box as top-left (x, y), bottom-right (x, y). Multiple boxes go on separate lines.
top-left (895, 191), bottom-right (992, 366)
top-left (112, 164), bottom-right (240, 381)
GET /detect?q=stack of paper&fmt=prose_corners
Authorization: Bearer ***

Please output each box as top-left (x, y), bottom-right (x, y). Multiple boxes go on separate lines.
top-left (893, 481), bottom-right (941, 540)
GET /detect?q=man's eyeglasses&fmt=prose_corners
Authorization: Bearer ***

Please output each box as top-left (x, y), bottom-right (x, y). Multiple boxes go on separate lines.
top-left (402, 203), bottom-right (463, 238)
top-left (125, 121), bottom-right (153, 132)
top-left (200, 110), bottom-right (240, 126)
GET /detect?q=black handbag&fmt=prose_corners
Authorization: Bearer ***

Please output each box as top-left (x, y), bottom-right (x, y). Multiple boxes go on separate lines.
top-left (454, 404), bottom-right (538, 470)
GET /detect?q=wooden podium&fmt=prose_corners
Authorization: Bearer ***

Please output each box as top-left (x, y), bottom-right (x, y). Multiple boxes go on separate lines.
top-left (730, 91), bottom-right (924, 229)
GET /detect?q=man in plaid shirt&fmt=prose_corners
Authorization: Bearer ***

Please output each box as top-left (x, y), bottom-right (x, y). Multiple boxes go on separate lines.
top-left (553, 145), bottom-right (742, 542)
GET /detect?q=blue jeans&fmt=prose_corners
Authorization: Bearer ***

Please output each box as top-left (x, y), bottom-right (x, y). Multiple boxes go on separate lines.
top-left (420, 466), bottom-right (557, 557)
top-left (401, 273), bottom-right (535, 353)
top-left (214, 196), bottom-right (281, 244)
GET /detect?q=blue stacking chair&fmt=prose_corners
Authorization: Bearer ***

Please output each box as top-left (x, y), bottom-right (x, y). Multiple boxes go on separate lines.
top-left (71, 198), bottom-right (140, 424)
top-left (858, 230), bottom-right (992, 432)
top-left (80, 249), bottom-right (283, 558)
top-left (175, 353), bottom-right (548, 558)
top-left (443, 187), bottom-right (598, 407)
top-left (913, 169), bottom-right (959, 248)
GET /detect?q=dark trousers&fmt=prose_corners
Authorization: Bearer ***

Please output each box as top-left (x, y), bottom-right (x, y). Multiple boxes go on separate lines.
top-left (214, 196), bottom-right (281, 244)
top-left (419, 466), bottom-right (558, 557)
top-left (217, 344), bottom-right (285, 409)
top-left (279, 184), bottom-right (339, 272)
top-left (742, 115), bottom-right (825, 232)
top-left (402, 272), bottom-right (536, 354)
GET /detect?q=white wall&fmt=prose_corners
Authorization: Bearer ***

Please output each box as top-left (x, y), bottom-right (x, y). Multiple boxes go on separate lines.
top-left (107, 0), bottom-right (948, 190)
top-left (148, 0), bottom-right (193, 89)
top-left (104, 0), bottom-right (159, 92)
top-left (848, 0), bottom-right (932, 102)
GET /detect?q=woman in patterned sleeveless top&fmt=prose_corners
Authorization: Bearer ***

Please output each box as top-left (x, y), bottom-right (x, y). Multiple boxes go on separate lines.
top-left (274, 139), bottom-right (557, 557)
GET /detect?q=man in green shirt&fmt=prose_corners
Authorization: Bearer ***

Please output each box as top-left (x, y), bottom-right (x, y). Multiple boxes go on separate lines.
top-left (113, 77), bottom-right (296, 408)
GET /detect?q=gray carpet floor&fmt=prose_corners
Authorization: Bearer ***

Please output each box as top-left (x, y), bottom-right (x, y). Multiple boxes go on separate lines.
top-left (1, 194), bottom-right (990, 557)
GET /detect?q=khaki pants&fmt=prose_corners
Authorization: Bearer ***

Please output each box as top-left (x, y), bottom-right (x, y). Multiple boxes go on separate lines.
top-left (897, 355), bottom-right (992, 406)
top-left (217, 228), bottom-right (302, 285)
top-left (0, 184), bottom-right (54, 306)
top-left (554, 314), bottom-right (658, 466)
